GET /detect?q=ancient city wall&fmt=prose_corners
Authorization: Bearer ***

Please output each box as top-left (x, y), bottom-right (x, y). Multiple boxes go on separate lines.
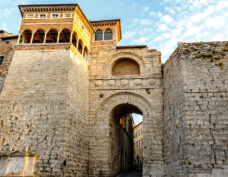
top-left (63, 51), bottom-right (89, 177)
top-left (164, 41), bottom-right (228, 177)
top-left (0, 46), bottom-right (90, 176)
top-left (88, 46), bottom-right (164, 177)
top-left (163, 46), bottom-right (188, 176)
top-left (0, 48), bottom-right (69, 176)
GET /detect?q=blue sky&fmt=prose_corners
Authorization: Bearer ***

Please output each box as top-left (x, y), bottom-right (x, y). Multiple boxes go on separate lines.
top-left (1, 0), bottom-right (228, 62)
top-left (132, 113), bottom-right (143, 125)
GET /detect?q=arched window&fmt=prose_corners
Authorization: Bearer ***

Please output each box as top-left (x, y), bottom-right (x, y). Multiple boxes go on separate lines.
top-left (95, 30), bottom-right (103, 41)
top-left (32, 29), bottom-right (45, 43)
top-left (104, 29), bottom-right (112, 40)
top-left (78, 40), bottom-right (83, 54)
top-left (19, 30), bottom-right (32, 44)
top-left (71, 32), bottom-right (77, 48)
top-left (59, 29), bottom-right (71, 43)
top-left (46, 29), bottom-right (58, 43)
top-left (21, 29), bottom-right (32, 43)
top-left (83, 46), bottom-right (88, 60)
top-left (112, 58), bottom-right (140, 76)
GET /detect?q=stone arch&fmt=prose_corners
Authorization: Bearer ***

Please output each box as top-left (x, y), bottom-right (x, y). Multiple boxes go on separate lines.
top-left (71, 31), bottom-right (78, 48)
top-left (59, 28), bottom-right (71, 43)
top-left (93, 92), bottom-right (152, 176)
top-left (19, 29), bottom-right (32, 44)
top-left (78, 39), bottom-right (83, 55)
top-left (97, 92), bottom-right (151, 120)
top-left (112, 58), bottom-right (140, 76)
top-left (32, 29), bottom-right (45, 43)
top-left (108, 52), bottom-right (146, 75)
top-left (45, 29), bottom-right (58, 43)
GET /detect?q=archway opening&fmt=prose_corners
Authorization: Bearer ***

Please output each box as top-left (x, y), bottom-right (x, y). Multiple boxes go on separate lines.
top-left (83, 46), bottom-right (88, 60)
top-left (46, 29), bottom-right (58, 43)
top-left (110, 103), bottom-right (143, 176)
top-left (32, 29), bottom-right (45, 43)
top-left (20, 29), bottom-right (32, 43)
top-left (59, 29), bottom-right (71, 43)
top-left (72, 31), bottom-right (77, 48)
top-left (78, 40), bottom-right (83, 55)
top-left (112, 58), bottom-right (140, 76)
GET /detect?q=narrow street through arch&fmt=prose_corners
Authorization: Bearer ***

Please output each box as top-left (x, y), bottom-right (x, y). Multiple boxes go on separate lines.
top-left (117, 169), bottom-right (142, 177)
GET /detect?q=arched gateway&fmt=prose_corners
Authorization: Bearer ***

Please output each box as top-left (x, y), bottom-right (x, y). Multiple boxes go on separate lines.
top-left (89, 92), bottom-right (164, 177)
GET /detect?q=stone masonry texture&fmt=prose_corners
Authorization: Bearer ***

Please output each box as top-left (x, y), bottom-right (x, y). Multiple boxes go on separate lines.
top-left (1, 40), bottom-right (228, 177)
top-left (0, 6), bottom-right (228, 177)
top-left (164, 41), bottom-right (228, 177)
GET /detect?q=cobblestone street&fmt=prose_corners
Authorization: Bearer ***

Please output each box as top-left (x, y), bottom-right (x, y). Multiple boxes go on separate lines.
top-left (117, 170), bottom-right (142, 177)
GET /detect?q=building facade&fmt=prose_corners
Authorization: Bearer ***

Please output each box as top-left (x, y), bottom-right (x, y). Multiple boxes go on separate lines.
top-left (133, 122), bottom-right (143, 169)
top-left (0, 3), bottom-right (228, 177)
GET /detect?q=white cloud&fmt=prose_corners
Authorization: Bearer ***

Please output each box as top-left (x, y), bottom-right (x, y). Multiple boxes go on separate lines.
top-left (157, 12), bottom-right (163, 17)
top-left (165, 7), bottom-right (175, 14)
top-left (158, 24), bottom-right (168, 31)
top-left (161, 33), bottom-right (171, 39)
top-left (133, 18), bottom-right (139, 23)
top-left (149, 11), bottom-right (156, 16)
top-left (123, 31), bottom-right (136, 39)
top-left (132, 37), bottom-right (148, 44)
top-left (153, 36), bottom-right (163, 42)
top-left (162, 15), bottom-right (173, 23)
top-left (140, 19), bottom-right (153, 26)
top-left (143, 6), bottom-right (149, 11)
top-left (190, 6), bottom-right (214, 23)
top-left (1, 24), bottom-right (7, 30)
top-left (205, 16), bottom-right (226, 29)
top-left (216, 0), bottom-right (228, 10)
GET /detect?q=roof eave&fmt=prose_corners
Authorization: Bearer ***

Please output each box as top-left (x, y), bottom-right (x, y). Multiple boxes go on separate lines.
top-left (18, 3), bottom-right (78, 17)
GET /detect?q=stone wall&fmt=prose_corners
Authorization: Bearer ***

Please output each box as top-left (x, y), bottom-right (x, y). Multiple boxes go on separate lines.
top-left (88, 46), bottom-right (164, 177)
top-left (0, 47), bottom-right (90, 176)
top-left (0, 49), bottom-right (69, 176)
top-left (0, 38), bottom-right (17, 92)
top-left (164, 41), bottom-right (228, 177)
top-left (163, 46), bottom-right (187, 176)
top-left (63, 51), bottom-right (89, 177)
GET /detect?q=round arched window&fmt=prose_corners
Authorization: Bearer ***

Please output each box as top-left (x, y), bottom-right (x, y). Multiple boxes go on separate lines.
top-left (95, 30), bottom-right (103, 41)
top-left (104, 29), bottom-right (112, 40)
top-left (112, 58), bottom-right (140, 76)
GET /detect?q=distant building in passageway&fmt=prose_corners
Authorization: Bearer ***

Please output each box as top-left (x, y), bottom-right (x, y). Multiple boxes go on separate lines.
top-left (133, 121), bottom-right (143, 169)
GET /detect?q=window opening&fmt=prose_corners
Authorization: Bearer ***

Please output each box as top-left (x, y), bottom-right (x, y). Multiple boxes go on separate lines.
top-left (46, 29), bottom-right (58, 43)
top-left (0, 56), bottom-right (4, 65)
top-left (40, 14), bottom-right (46, 19)
top-left (32, 29), bottom-right (45, 43)
top-left (78, 40), bottom-right (83, 54)
top-left (59, 29), bottom-right (71, 43)
top-left (21, 30), bottom-right (32, 44)
top-left (71, 32), bottom-right (77, 48)
top-left (52, 14), bottom-right (58, 18)
top-left (104, 29), bottom-right (112, 40)
top-left (95, 30), bottom-right (103, 41)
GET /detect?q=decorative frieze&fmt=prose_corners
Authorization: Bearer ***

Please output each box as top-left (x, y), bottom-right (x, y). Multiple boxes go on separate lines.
top-left (91, 76), bottom-right (159, 89)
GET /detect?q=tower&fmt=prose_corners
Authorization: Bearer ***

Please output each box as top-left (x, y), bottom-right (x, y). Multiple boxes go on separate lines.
top-left (0, 4), bottom-right (93, 177)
